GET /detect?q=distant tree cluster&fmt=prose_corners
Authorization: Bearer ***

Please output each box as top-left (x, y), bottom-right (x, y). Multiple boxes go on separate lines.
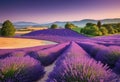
top-left (50, 21), bottom-right (120, 36)
top-left (50, 24), bottom-right (58, 29)
top-left (81, 22), bottom-right (102, 36)
top-left (81, 21), bottom-right (120, 36)
top-left (50, 22), bottom-right (78, 30)
top-left (65, 22), bottom-right (77, 29)
top-left (0, 20), bottom-right (16, 37)
top-left (102, 23), bottom-right (120, 34)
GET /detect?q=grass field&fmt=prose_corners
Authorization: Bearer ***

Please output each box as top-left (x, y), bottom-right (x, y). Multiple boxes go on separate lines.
top-left (0, 37), bottom-right (56, 49)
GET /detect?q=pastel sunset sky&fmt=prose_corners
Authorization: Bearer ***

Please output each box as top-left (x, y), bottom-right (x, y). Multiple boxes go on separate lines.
top-left (0, 0), bottom-right (120, 23)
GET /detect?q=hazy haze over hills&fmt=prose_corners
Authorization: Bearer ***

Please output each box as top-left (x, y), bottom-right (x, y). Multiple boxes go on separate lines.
top-left (1, 18), bottom-right (120, 28)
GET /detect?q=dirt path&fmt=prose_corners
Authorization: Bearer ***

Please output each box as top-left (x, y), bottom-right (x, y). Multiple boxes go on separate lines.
top-left (38, 63), bottom-right (55, 82)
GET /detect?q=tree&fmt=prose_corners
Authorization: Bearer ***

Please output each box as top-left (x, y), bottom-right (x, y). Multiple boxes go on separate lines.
top-left (97, 21), bottom-right (101, 29)
top-left (0, 28), bottom-right (1, 35)
top-left (81, 24), bottom-right (102, 36)
top-left (1, 20), bottom-right (16, 37)
top-left (86, 23), bottom-right (95, 27)
top-left (50, 24), bottom-right (58, 29)
top-left (65, 22), bottom-right (76, 29)
top-left (100, 27), bottom-right (108, 35)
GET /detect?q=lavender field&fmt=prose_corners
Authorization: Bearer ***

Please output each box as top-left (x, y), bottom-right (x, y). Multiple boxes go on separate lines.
top-left (0, 29), bottom-right (120, 82)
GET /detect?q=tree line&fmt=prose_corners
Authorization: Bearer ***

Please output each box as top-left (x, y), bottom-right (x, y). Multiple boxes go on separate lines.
top-left (81, 21), bottom-right (120, 36)
top-left (50, 21), bottom-right (120, 36)
top-left (0, 20), bottom-right (120, 37)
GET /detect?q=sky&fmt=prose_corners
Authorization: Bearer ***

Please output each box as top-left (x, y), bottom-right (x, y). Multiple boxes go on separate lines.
top-left (0, 0), bottom-right (120, 24)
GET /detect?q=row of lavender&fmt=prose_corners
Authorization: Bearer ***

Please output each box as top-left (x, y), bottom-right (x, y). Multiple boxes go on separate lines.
top-left (92, 34), bottom-right (120, 46)
top-left (0, 41), bottom-right (120, 82)
top-left (23, 29), bottom-right (120, 46)
top-left (0, 42), bottom-right (70, 82)
top-left (47, 42), bottom-right (119, 82)
top-left (0, 42), bottom-right (69, 66)
top-left (77, 42), bottom-right (120, 73)
top-left (22, 29), bottom-right (88, 43)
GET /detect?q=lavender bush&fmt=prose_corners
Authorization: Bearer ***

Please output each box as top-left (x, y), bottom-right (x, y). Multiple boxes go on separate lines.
top-left (47, 42), bottom-right (117, 82)
top-left (10, 50), bottom-right (26, 57)
top-left (47, 57), bottom-right (116, 82)
top-left (113, 59), bottom-right (120, 74)
top-left (77, 42), bottom-right (107, 57)
top-left (36, 42), bottom-right (69, 66)
top-left (55, 41), bottom-right (90, 66)
top-left (0, 44), bottom-right (56, 59)
top-left (0, 56), bottom-right (45, 82)
top-left (96, 46), bottom-right (120, 68)
top-left (89, 44), bottom-right (107, 58)
top-left (92, 34), bottom-right (120, 46)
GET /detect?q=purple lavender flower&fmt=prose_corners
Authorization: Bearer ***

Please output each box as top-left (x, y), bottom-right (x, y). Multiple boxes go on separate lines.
top-left (0, 56), bottom-right (45, 82)
top-left (113, 59), bottom-right (120, 74)
top-left (55, 41), bottom-right (90, 66)
top-left (23, 29), bottom-right (88, 43)
top-left (36, 42), bottom-right (69, 66)
top-left (96, 46), bottom-right (120, 68)
top-left (47, 57), bottom-right (115, 82)
top-left (92, 34), bottom-right (120, 46)
top-left (10, 50), bottom-right (26, 57)
top-left (47, 42), bottom-right (117, 82)
top-left (77, 42), bottom-right (107, 58)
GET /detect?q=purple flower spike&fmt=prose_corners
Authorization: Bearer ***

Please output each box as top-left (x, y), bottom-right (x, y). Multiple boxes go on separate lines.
top-left (47, 57), bottom-right (116, 82)
top-left (96, 46), bottom-right (120, 68)
top-left (0, 56), bottom-right (45, 82)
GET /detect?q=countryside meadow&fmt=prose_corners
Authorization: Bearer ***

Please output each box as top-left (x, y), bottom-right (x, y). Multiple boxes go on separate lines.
top-left (0, 0), bottom-right (120, 82)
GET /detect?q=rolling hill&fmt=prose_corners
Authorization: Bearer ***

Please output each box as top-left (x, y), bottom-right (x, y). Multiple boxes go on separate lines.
top-left (1, 18), bottom-right (120, 28)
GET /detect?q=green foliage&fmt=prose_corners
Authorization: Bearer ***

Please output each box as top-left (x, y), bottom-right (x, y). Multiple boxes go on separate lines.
top-left (97, 21), bottom-right (101, 28)
top-left (103, 24), bottom-right (115, 34)
top-left (1, 20), bottom-right (16, 37)
top-left (100, 27), bottom-right (108, 35)
top-left (104, 23), bottom-right (120, 33)
top-left (0, 28), bottom-right (1, 35)
top-left (71, 27), bottom-right (81, 33)
top-left (50, 24), bottom-right (58, 29)
top-left (65, 22), bottom-right (76, 29)
top-left (81, 22), bottom-right (120, 36)
top-left (86, 23), bottom-right (95, 27)
top-left (81, 24), bottom-right (102, 36)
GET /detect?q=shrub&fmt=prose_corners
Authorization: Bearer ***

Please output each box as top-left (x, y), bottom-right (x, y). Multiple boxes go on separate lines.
top-left (47, 57), bottom-right (115, 82)
top-left (100, 27), bottom-right (108, 35)
top-left (10, 51), bottom-right (26, 57)
top-left (77, 42), bottom-right (108, 58)
top-left (65, 22), bottom-right (76, 29)
top-left (96, 46), bottom-right (120, 68)
top-left (50, 24), bottom-right (58, 29)
top-left (82, 25), bottom-right (102, 36)
top-left (113, 59), bottom-right (120, 74)
top-left (55, 41), bottom-right (90, 66)
top-left (89, 44), bottom-right (107, 58)
top-left (48, 42), bottom-right (117, 82)
top-left (0, 56), bottom-right (45, 82)
top-left (1, 20), bottom-right (16, 37)
top-left (36, 42), bottom-right (69, 66)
